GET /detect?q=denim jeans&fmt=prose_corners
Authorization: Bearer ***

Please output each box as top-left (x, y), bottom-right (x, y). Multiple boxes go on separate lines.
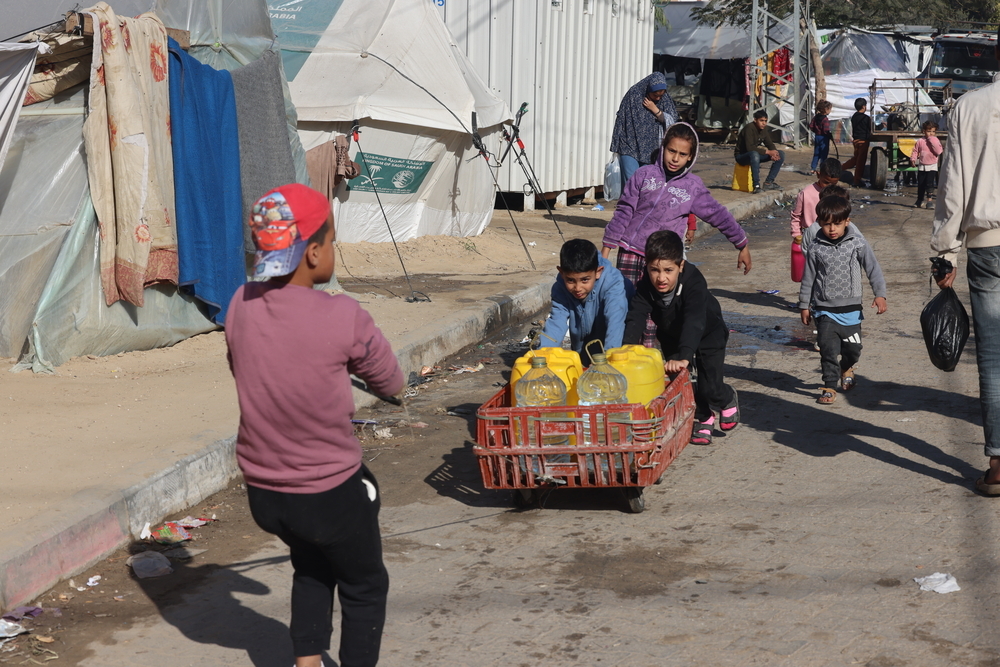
top-left (735, 149), bottom-right (785, 189)
top-left (810, 134), bottom-right (830, 172)
top-left (620, 154), bottom-right (640, 188)
top-left (967, 247), bottom-right (1000, 456)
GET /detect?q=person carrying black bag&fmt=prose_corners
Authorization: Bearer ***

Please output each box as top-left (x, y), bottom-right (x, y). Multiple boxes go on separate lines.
top-left (930, 28), bottom-right (1000, 496)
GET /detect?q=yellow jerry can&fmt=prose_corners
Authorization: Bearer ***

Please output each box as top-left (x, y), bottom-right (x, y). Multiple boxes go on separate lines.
top-left (606, 345), bottom-right (666, 406)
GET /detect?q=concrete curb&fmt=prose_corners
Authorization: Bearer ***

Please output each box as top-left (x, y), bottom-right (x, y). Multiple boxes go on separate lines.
top-left (694, 185), bottom-right (808, 239)
top-left (0, 282), bottom-right (551, 610)
top-left (0, 436), bottom-right (239, 611)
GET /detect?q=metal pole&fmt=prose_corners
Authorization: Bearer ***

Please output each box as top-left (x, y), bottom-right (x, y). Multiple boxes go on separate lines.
top-left (792, 0), bottom-right (802, 147)
top-left (750, 0), bottom-right (760, 117)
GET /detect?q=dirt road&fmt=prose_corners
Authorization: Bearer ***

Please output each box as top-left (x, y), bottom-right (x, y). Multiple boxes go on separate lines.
top-left (5, 191), bottom-right (999, 666)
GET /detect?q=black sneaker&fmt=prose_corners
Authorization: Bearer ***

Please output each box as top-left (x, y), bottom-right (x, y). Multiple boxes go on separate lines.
top-left (763, 181), bottom-right (781, 191)
top-left (752, 186), bottom-right (763, 194)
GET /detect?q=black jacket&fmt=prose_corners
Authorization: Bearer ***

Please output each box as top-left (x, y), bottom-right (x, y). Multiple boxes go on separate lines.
top-left (623, 262), bottom-right (728, 363)
top-left (851, 111), bottom-right (872, 142)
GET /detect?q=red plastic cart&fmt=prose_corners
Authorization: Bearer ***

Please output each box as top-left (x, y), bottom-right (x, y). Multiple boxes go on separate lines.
top-left (473, 369), bottom-right (695, 512)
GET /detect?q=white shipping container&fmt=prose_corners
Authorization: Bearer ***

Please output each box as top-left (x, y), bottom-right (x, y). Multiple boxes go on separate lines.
top-left (437, 0), bottom-right (655, 204)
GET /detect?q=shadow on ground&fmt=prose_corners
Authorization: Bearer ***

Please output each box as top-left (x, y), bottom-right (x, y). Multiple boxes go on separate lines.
top-left (129, 550), bottom-right (341, 666)
top-left (736, 374), bottom-right (980, 487)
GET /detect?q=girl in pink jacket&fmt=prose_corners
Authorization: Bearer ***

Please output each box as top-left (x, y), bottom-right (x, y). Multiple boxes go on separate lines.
top-left (911, 121), bottom-right (943, 209)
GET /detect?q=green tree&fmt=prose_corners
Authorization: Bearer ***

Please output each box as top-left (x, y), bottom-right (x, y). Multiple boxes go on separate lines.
top-left (691, 0), bottom-right (969, 30)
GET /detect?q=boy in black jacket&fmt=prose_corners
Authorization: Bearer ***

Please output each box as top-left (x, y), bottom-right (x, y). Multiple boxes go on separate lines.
top-left (842, 98), bottom-right (872, 187)
top-left (624, 230), bottom-right (738, 445)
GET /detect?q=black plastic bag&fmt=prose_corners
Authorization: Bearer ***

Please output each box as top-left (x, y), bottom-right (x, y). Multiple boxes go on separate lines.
top-left (920, 287), bottom-right (970, 372)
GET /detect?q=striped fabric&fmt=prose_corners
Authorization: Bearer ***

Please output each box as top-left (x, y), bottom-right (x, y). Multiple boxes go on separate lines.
top-left (615, 249), bottom-right (657, 347)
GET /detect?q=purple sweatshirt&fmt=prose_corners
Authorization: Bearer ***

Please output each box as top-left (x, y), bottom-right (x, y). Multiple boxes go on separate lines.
top-left (225, 281), bottom-right (404, 494)
top-left (603, 122), bottom-right (748, 256)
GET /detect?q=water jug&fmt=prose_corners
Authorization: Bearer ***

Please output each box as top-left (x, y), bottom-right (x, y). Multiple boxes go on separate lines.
top-left (513, 356), bottom-right (569, 448)
top-left (577, 342), bottom-right (630, 445)
top-left (791, 240), bottom-right (804, 282)
top-left (511, 347), bottom-right (582, 406)
top-left (606, 345), bottom-right (666, 405)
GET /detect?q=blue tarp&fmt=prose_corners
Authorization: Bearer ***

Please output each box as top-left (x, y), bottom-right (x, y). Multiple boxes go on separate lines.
top-left (168, 37), bottom-right (244, 324)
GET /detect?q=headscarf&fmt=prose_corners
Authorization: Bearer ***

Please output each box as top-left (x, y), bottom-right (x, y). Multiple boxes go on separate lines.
top-left (609, 72), bottom-right (678, 165)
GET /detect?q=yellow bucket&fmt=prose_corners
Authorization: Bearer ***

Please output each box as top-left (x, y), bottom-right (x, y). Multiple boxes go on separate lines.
top-left (511, 348), bottom-right (582, 406)
top-left (731, 163), bottom-right (755, 193)
top-left (606, 345), bottom-right (666, 405)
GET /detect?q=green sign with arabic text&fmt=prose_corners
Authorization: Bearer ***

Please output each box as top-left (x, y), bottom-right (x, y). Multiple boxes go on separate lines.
top-left (348, 154), bottom-right (434, 195)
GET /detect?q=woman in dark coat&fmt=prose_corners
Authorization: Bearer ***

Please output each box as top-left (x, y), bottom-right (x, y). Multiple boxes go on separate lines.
top-left (610, 72), bottom-right (678, 186)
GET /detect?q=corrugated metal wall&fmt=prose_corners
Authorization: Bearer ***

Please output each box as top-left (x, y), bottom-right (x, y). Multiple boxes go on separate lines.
top-left (438, 0), bottom-right (654, 196)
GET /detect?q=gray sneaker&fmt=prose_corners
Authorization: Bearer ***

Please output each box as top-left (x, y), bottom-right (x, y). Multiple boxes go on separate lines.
top-left (763, 181), bottom-right (781, 191)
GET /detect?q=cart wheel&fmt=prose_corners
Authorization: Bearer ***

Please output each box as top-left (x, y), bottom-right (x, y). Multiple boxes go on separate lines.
top-left (625, 487), bottom-right (645, 513)
top-left (512, 489), bottom-right (535, 509)
top-left (870, 147), bottom-right (888, 191)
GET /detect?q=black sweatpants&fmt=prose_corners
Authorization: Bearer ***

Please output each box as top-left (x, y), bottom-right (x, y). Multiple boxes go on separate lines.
top-left (916, 170), bottom-right (937, 204)
top-left (693, 345), bottom-right (736, 422)
top-left (816, 315), bottom-right (862, 389)
top-left (247, 465), bottom-right (388, 666)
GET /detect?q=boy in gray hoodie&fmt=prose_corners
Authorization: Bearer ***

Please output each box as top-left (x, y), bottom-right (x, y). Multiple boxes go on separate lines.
top-left (799, 196), bottom-right (887, 404)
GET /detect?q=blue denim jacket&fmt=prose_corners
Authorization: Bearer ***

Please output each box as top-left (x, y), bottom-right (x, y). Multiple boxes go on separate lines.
top-left (540, 256), bottom-right (632, 355)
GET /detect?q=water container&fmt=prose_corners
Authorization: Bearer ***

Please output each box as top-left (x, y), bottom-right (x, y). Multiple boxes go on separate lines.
top-left (577, 342), bottom-right (630, 445)
top-left (511, 348), bottom-right (582, 406)
top-left (791, 240), bottom-right (804, 282)
top-left (513, 357), bottom-right (569, 448)
top-left (606, 345), bottom-right (666, 406)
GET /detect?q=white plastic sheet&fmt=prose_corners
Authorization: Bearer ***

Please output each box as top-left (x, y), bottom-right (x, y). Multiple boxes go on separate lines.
top-left (653, 1), bottom-right (792, 60)
top-left (0, 43), bottom-right (45, 176)
top-left (0, 96), bottom-right (86, 358)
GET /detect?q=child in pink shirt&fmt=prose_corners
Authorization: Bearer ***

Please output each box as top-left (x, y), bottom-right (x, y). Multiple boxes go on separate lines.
top-left (911, 120), bottom-right (943, 209)
top-left (790, 158), bottom-right (842, 244)
top-left (226, 184), bottom-right (403, 667)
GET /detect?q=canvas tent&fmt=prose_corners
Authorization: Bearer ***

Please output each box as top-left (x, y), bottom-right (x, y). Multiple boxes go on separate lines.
top-left (815, 32), bottom-right (936, 138)
top-left (270, 0), bottom-right (512, 244)
top-left (0, 0), bottom-right (309, 371)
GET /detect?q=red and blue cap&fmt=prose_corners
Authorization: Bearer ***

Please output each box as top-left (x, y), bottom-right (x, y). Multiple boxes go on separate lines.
top-left (248, 183), bottom-right (330, 278)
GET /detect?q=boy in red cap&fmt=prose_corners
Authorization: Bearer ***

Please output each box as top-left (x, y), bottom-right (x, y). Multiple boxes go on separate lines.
top-left (225, 183), bottom-right (404, 667)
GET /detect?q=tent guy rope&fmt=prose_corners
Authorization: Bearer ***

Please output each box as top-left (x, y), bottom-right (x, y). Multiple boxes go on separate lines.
top-left (351, 121), bottom-right (431, 304)
top-left (362, 50), bottom-right (537, 270)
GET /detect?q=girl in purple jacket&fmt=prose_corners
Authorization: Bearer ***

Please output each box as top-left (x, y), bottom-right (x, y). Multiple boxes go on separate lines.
top-left (602, 123), bottom-right (752, 344)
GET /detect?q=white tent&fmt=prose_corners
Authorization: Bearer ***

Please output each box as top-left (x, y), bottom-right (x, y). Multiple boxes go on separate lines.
top-left (271, 0), bottom-right (512, 244)
top-left (815, 32), bottom-right (936, 132)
